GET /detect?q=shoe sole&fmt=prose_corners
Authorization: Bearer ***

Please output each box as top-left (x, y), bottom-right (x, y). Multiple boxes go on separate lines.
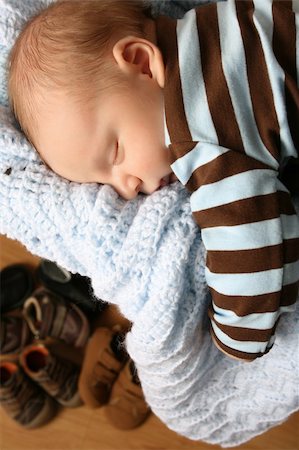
top-left (57, 390), bottom-right (83, 408)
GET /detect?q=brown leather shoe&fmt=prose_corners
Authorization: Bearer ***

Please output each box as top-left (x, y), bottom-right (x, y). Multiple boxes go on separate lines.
top-left (78, 327), bottom-right (127, 408)
top-left (104, 360), bottom-right (151, 430)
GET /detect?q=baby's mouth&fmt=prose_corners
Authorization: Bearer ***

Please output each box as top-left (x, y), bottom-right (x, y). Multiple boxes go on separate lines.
top-left (141, 176), bottom-right (171, 195)
top-left (159, 175), bottom-right (170, 188)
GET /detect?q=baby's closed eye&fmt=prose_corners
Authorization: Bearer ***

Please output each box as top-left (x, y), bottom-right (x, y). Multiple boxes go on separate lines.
top-left (112, 141), bottom-right (122, 165)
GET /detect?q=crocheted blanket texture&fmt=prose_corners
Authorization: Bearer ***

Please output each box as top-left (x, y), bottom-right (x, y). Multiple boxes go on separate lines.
top-left (0, 0), bottom-right (298, 446)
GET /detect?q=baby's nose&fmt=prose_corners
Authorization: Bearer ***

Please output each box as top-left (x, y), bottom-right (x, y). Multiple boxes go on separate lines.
top-left (128, 175), bottom-right (141, 192)
top-left (121, 175), bottom-right (141, 200)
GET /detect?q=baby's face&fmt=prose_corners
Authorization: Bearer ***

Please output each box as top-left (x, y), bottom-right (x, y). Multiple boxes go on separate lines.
top-left (36, 74), bottom-right (172, 200)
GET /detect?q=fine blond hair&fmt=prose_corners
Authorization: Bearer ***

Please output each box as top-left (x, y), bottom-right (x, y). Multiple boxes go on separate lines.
top-left (8, 0), bottom-right (151, 146)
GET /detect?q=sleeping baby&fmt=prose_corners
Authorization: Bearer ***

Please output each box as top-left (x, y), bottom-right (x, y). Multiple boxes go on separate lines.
top-left (8, 0), bottom-right (299, 361)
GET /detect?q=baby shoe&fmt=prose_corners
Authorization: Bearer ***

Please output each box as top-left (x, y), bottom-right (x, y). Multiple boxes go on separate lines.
top-left (0, 315), bottom-right (32, 361)
top-left (0, 360), bottom-right (57, 428)
top-left (22, 287), bottom-right (90, 348)
top-left (0, 264), bottom-right (34, 313)
top-left (20, 341), bottom-right (82, 408)
top-left (78, 327), bottom-right (128, 408)
top-left (104, 360), bottom-right (151, 430)
top-left (36, 259), bottom-right (107, 316)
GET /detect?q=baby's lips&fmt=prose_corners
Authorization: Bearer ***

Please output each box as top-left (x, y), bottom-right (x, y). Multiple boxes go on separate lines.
top-left (159, 173), bottom-right (177, 188)
top-left (159, 175), bottom-right (170, 188)
top-left (135, 180), bottom-right (142, 193)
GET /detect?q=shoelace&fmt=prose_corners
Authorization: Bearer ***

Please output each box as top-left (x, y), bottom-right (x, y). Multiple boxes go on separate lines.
top-left (23, 293), bottom-right (69, 342)
top-left (23, 296), bottom-right (42, 340)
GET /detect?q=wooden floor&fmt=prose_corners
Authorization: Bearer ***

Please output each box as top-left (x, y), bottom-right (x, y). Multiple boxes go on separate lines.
top-left (0, 235), bottom-right (298, 450)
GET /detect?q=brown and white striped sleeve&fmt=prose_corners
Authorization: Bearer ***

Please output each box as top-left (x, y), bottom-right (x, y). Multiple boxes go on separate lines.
top-left (157, 0), bottom-right (299, 361)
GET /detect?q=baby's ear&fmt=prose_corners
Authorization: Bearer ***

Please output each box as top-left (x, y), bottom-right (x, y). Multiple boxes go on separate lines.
top-left (112, 36), bottom-right (165, 88)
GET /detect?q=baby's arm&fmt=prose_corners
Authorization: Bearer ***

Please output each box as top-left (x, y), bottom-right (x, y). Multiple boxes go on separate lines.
top-left (170, 141), bottom-right (299, 361)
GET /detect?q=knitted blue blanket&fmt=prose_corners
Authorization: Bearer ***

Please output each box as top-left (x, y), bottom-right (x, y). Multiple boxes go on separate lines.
top-left (0, 1), bottom-right (298, 446)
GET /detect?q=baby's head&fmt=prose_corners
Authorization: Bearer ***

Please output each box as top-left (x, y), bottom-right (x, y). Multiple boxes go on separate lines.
top-left (8, 0), bottom-right (172, 199)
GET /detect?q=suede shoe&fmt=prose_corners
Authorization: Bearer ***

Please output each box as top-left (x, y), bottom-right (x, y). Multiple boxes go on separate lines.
top-left (22, 288), bottom-right (90, 348)
top-left (20, 342), bottom-right (82, 408)
top-left (78, 327), bottom-right (128, 408)
top-left (104, 360), bottom-right (151, 430)
top-left (0, 360), bottom-right (57, 428)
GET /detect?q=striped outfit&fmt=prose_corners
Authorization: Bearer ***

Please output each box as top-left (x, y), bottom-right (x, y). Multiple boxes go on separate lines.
top-left (156, 0), bottom-right (299, 360)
